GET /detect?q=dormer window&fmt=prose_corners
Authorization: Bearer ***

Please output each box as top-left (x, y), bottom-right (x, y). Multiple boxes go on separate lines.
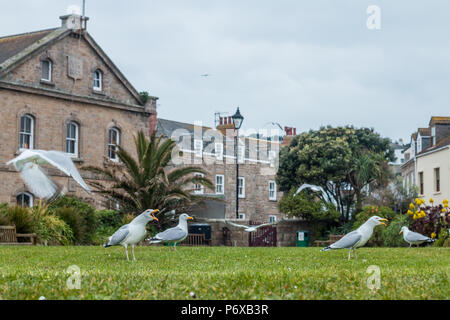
top-left (431, 127), bottom-right (436, 145)
top-left (93, 69), bottom-right (102, 91)
top-left (41, 59), bottom-right (52, 82)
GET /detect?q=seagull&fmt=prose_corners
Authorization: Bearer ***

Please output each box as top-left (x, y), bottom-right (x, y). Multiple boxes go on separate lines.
top-left (200, 74), bottom-right (211, 77)
top-left (399, 226), bottom-right (435, 247)
top-left (225, 220), bottom-right (279, 233)
top-left (6, 149), bottom-right (91, 199)
top-left (322, 216), bottom-right (388, 260)
top-left (104, 209), bottom-right (159, 261)
top-left (148, 213), bottom-right (193, 250)
top-left (294, 184), bottom-right (323, 197)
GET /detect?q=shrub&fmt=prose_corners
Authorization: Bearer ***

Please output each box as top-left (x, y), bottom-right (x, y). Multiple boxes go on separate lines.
top-left (49, 196), bottom-right (98, 244)
top-left (381, 214), bottom-right (410, 247)
top-left (92, 210), bottom-right (123, 245)
top-left (0, 203), bottom-right (11, 225)
top-left (353, 206), bottom-right (397, 246)
top-left (4, 206), bottom-right (34, 234)
top-left (54, 207), bottom-right (85, 244)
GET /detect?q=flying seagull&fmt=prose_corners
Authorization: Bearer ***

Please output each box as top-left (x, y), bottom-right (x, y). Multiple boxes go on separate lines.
top-left (200, 74), bottom-right (211, 77)
top-left (104, 209), bottom-right (159, 261)
top-left (148, 213), bottom-right (193, 250)
top-left (399, 226), bottom-right (435, 247)
top-left (225, 220), bottom-right (279, 233)
top-left (322, 216), bottom-right (388, 260)
top-left (6, 150), bottom-right (91, 199)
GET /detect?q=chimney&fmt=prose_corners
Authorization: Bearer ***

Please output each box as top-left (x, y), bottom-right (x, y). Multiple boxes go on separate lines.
top-left (60, 14), bottom-right (89, 31)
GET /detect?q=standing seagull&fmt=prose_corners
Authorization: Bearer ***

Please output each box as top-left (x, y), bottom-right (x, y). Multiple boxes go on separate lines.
top-left (322, 216), bottom-right (388, 260)
top-left (148, 213), bottom-right (193, 250)
top-left (104, 209), bottom-right (159, 261)
top-left (226, 220), bottom-right (279, 233)
top-left (399, 226), bottom-right (435, 247)
top-left (6, 150), bottom-right (91, 199)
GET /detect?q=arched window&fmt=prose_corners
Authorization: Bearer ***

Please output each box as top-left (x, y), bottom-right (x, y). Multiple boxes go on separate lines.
top-left (17, 192), bottom-right (34, 208)
top-left (41, 59), bottom-right (52, 82)
top-left (93, 69), bottom-right (102, 91)
top-left (66, 122), bottom-right (79, 157)
top-left (108, 127), bottom-right (120, 161)
top-left (19, 114), bottom-right (34, 150)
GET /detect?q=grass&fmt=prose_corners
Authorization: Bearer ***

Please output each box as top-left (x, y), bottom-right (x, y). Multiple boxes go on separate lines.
top-left (0, 246), bottom-right (448, 300)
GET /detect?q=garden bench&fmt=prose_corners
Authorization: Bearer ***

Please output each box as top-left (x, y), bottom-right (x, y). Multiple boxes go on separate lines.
top-left (181, 233), bottom-right (211, 246)
top-left (314, 234), bottom-right (345, 247)
top-left (0, 226), bottom-right (37, 246)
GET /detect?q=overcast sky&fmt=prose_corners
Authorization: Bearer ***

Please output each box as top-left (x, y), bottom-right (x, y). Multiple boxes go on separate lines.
top-left (2, 1), bottom-right (450, 143)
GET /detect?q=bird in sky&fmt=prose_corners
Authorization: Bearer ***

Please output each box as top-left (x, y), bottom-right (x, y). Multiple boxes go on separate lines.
top-left (148, 213), bottom-right (193, 250)
top-left (225, 220), bottom-right (279, 233)
top-left (322, 216), bottom-right (388, 260)
top-left (6, 149), bottom-right (91, 200)
top-left (104, 209), bottom-right (159, 261)
top-left (399, 226), bottom-right (436, 247)
top-left (200, 74), bottom-right (211, 77)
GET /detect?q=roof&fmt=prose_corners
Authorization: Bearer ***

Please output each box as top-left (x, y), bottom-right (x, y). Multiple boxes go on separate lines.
top-left (157, 118), bottom-right (212, 137)
top-left (418, 128), bottom-right (431, 136)
top-left (417, 135), bottom-right (450, 156)
top-left (411, 132), bottom-right (418, 141)
top-left (0, 28), bottom-right (58, 65)
top-left (429, 116), bottom-right (450, 126)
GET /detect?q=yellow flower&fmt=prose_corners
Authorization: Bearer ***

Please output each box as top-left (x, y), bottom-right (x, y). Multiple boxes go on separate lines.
top-left (420, 211), bottom-right (426, 218)
top-left (407, 210), bottom-right (413, 215)
top-left (422, 199), bottom-right (426, 205)
top-left (409, 203), bottom-right (415, 210)
top-left (415, 198), bottom-right (421, 205)
top-left (445, 204), bottom-right (449, 208)
top-left (443, 199), bottom-right (448, 204)
top-left (442, 209), bottom-right (446, 213)
top-left (413, 214), bottom-right (419, 220)
top-left (429, 198), bottom-right (434, 203)
top-left (431, 233), bottom-right (436, 239)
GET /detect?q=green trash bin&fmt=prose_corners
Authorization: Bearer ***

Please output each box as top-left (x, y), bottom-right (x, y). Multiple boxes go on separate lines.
top-left (296, 231), bottom-right (309, 247)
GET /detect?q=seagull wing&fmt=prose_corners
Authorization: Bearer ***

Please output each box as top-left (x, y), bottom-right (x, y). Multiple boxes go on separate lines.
top-left (6, 150), bottom-right (42, 170)
top-left (153, 227), bottom-right (187, 242)
top-left (225, 221), bottom-right (249, 230)
top-left (328, 231), bottom-right (361, 249)
top-left (20, 162), bottom-right (59, 199)
top-left (107, 225), bottom-right (130, 246)
top-left (34, 150), bottom-right (91, 193)
top-left (405, 231), bottom-right (431, 242)
top-left (255, 221), bottom-right (279, 229)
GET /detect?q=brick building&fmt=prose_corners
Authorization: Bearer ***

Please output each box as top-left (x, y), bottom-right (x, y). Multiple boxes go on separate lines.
top-left (0, 14), bottom-right (157, 207)
top-left (156, 117), bottom-right (284, 223)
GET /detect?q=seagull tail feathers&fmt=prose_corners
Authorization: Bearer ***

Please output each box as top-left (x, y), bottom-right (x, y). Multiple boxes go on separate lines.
top-left (103, 243), bottom-right (112, 248)
top-left (321, 246), bottom-right (333, 252)
top-left (148, 238), bottom-right (162, 244)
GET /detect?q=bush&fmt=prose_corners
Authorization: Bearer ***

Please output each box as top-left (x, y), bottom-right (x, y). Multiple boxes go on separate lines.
top-left (92, 210), bottom-right (123, 245)
top-left (49, 196), bottom-right (98, 244)
top-left (0, 203), bottom-right (11, 225)
top-left (353, 206), bottom-right (397, 246)
top-left (54, 207), bottom-right (85, 244)
top-left (381, 214), bottom-right (410, 247)
top-left (3, 206), bottom-right (34, 234)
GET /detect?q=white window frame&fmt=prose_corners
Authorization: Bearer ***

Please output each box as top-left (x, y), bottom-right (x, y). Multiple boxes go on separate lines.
top-left (66, 122), bottom-right (79, 158)
top-left (93, 70), bottom-right (102, 91)
top-left (238, 177), bottom-right (245, 198)
top-left (269, 215), bottom-right (277, 223)
top-left (19, 115), bottom-right (34, 150)
top-left (269, 180), bottom-right (277, 201)
top-left (215, 174), bottom-right (224, 195)
top-left (41, 59), bottom-right (52, 82)
top-left (238, 213), bottom-right (246, 220)
top-left (108, 128), bottom-right (120, 162)
top-left (215, 143), bottom-right (223, 161)
top-left (17, 192), bottom-right (34, 208)
top-left (194, 173), bottom-right (205, 194)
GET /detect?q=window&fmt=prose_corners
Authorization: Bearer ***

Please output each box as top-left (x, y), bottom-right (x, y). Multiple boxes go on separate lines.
top-left (269, 215), bottom-right (277, 223)
top-left (93, 70), bottom-right (102, 91)
top-left (434, 168), bottom-right (440, 193)
top-left (419, 172), bottom-right (424, 195)
top-left (215, 175), bottom-right (224, 194)
top-left (108, 128), bottom-right (120, 162)
top-left (19, 115), bottom-right (34, 150)
top-left (238, 213), bottom-right (246, 220)
top-left (269, 181), bottom-right (277, 201)
top-left (431, 127), bottom-right (436, 145)
top-left (215, 143), bottom-right (223, 160)
top-left (238, 177), bottom-right (245, 198)
top-left (17, 192), bottom-right (33, 208)
top-left (194, 173), bottom-right (204, 194)
top-left (41, 59), bottom-right (52, 81)
top-left (66, 122), bottom-right (79, 157)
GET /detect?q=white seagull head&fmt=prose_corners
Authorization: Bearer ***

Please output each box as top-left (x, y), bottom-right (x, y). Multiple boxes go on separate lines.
top-left (368, 216), bottom-right (388, 227)
top-left (399, 226), bottom-right (409, 235)
top-left (179, 213), bottom-right (194, 222)
top-left (143, 209), bottom-right (160, 222)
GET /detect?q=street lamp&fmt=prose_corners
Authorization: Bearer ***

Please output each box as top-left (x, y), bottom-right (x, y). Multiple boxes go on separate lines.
top-left (232, 107), bottom-right (244, 219)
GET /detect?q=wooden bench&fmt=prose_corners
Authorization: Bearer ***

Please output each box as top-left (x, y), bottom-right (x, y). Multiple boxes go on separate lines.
top-left (0, 226), bottom-right (37, 246)
top-left (314, 234), bottom-right (345, 247)
top-left (181, 234), bottom-right (211, 246)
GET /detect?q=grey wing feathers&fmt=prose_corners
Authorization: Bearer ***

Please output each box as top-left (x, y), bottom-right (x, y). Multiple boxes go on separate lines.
top-left (107, 225), bottom-right (130, 246)
top-left (226, 221), bottom-right (248, 229)
top-left (405, 231), bottom-right (430, 242)
top-left (329, 231), bottom-right (361, 249)
top-left (154, 227), bottom-right (187, 241)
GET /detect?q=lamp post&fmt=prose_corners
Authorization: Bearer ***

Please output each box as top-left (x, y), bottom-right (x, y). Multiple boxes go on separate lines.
top-left (232, 107), bottom-right (244, 220)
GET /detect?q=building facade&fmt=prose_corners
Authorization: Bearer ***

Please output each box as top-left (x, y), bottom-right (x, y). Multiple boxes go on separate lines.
top-left (0, 14), bottom-right (157, 207)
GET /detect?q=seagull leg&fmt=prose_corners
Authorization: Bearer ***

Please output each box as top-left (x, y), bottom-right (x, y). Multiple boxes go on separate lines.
top-left (124, 244), bottom-right (129, 261)
top-left (353, 248), bottom-right (358, 259)
top-left (174, 242), bottom-right (177, 252)
top-left (132, 245), bottom-right (136, 261)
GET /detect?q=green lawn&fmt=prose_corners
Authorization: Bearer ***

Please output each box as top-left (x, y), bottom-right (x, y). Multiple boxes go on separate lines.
top-left (0, 246), bottom-right (448, 300)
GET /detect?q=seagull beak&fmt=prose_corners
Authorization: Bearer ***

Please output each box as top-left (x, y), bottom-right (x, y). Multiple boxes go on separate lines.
top-left (152, 210), bottom-right (159, 221)
top-left (399, 231), bottom-right (403, 235)
top-left (188, 216), bottom-right (194, 220)
top-left (380, 218), bottom-right (388, 226)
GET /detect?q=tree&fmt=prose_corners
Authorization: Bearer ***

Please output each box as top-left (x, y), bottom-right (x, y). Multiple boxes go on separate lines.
top-left (84, 131), bottom-right (214, 227)
top-left (277, 126), bottom-right (394, 222)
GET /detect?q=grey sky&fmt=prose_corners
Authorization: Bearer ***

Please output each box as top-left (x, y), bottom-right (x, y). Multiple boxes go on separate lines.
top-left (2, 1), bottom-right (449, 143)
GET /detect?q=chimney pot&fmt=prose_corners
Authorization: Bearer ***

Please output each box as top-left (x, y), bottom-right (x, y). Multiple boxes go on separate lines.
top-left (60, 14), bottom-right (89, 31)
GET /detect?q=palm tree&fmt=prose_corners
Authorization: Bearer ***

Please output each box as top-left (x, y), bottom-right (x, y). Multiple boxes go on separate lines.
top-left (84, 131), bottom-right (214, 225)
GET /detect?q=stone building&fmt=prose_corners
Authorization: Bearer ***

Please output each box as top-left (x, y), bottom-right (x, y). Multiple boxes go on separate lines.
top-left (0, 14), bottom-right (157, 207)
